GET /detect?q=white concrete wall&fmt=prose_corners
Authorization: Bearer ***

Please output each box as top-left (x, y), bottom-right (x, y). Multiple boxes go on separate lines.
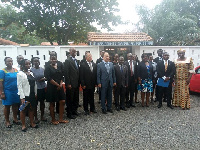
top-left (1, 45), bottom-right (200, 69)
top-left (0, 45), bottom-right (99, 68)
top-left (139, 46), bottom-right (200, 68)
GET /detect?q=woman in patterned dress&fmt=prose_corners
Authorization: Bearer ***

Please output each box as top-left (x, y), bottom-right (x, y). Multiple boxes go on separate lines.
top-left (173, 49), bottom-right (194, 109)
top-left (137, 54), bottom-right (154, 107)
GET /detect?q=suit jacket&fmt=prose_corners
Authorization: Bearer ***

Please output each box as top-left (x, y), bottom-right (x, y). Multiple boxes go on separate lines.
top-left (114, 64), bottom-right (128, 87)
top-left (96, 57), bottom-right (103, 64)
top-left (153, 56), bottom-right (163, 64)
top-left (63, 56), bottom-right (79, 88)
top-left (80, 61), bottom-right (97, 89)
top-left (97, 62), bottom-right (116, 88)
top-left (137, 61), bottom-right (154, 80)
top-left (157, 60), bottom-right (175, 81)
top-left (124, 60), bottom-right (137, 80)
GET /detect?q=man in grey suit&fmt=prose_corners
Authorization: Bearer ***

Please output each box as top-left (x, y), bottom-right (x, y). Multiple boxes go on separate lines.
top-left (97, 52), bottom-right (116, 114)
top-left (114, 56), bottom-right (128, 111)
top-left (64, 48), bottom-right (79, 119)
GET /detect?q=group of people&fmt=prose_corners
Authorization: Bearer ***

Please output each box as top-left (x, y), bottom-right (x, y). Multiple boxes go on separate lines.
top-left (0, 48), bottom-right (194, 132)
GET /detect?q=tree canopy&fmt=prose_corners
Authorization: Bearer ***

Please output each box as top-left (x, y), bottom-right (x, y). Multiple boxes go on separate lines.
top-left (136, 0), bottom-right (200, 46)
top-left (0, 4), bottom-right (46, 45)
top-left (7, 0), bottom-right (121, 45)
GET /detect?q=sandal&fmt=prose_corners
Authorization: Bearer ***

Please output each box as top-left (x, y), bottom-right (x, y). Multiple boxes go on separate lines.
top-left (51, 121), bottom-right (59, 125)
top-left (58, 120), bottom-right (69, 124)
top-left (6, 124), bottom-right (12, 128)
top-left (30, 124), bottom-right (39, 128)
top-left (13, 120), bottom-right (21, 125)
top-left (22, 127), bottom-right (27, 132)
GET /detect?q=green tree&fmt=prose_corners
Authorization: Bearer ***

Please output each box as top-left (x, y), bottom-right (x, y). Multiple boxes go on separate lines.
top-left (9, 0), bottom-right (121, 45)
top-left (0, 5), bottom-right (45, 45)
top-left (136, 0), bottom-right (200, 46)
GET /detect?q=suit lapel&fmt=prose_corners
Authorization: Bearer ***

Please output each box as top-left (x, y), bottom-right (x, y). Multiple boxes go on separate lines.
top-left (69, 57), bottom-right (78, 71)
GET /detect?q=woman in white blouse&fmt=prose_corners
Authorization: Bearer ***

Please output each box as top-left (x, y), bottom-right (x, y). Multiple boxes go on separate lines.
top-left (17, 59), bottom-right (38, 132)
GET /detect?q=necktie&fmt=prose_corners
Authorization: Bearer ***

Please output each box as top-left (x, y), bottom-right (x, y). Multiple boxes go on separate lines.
top-left (89, 62), bottom-right (93, 72)
top-left (105, 62), bottom-right (110, 73)
top-left (165, 61), bottom-right (168, 72)
top-left (120, 65), bottom-right (123, 73)
top-left (130, 61), bottom-right (133, 76)
top-left (74, 59), bottom-right (78, 69)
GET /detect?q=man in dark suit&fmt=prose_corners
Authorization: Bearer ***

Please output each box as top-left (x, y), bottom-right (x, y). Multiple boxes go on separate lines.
top-left (64, 48), bottom-right (79, 119)
top-left (154, 49), bottom-right (163, 63)
top-left (96, 50), bottom-right (105, 103)
top-left (96, 50), bottom-right (105, 64)
top-left (97, 52), bottom-right (116, 114)
top-left (124, 53), bottom-right (137, 108)
top-left (156, 52), bottom-right (175, 109)
top-left (80, 53), bottom-right (97, 115)
top-left (153, 49), bottom-right (164, 102)
top-left (114, 56), bottom-right (128, 111)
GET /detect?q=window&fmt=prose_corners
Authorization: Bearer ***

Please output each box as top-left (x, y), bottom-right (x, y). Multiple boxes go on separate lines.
top-left (77, 51), bottom-right (80, 56)
top-left (43, 55), bottom-right (46, 60)
top-left (4, 51), bottom-right (6, 56)
top-left (66, 51), bottom-right (70, 56)
top-left (24, 50), bottom-right (26, 55)
top-left (36, 50), bottom-right (39, 55)
top-left (196, 68), bottom-right (200, 74)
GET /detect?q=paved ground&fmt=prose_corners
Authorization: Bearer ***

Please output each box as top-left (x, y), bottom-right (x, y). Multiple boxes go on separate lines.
top-left (0, 92), bottom-right (200, 150)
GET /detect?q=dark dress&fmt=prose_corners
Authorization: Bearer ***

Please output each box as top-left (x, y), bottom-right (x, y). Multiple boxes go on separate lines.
top-left (45, 64), bottom-right (65, 102)
top-left (25, 74), bottom-right (37, 107)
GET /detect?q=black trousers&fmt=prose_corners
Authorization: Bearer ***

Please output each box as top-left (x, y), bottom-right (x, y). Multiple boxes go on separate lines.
top-left (83, 88), bottom-right (95, 112)
top-left (126, 76), bottom-right (135, 105)
top-left (114, 86), bottom-right (126, 108)
top-left (66, 87), bottom-right (79, 116)
top-left (157, 84), bottom-right (172, 106)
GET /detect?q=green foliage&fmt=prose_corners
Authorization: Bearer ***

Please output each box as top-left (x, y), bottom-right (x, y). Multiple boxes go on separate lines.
top-left (9, 0), bottom-right (121, 45)
top-left (0, 4), bottom-right (45, 45)
top-left (136, 0), bottom-right (200, 46)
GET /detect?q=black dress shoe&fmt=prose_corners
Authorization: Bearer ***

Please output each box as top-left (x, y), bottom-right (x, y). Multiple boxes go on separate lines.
top-left (90, 110), bottom-right (97, 113)
top-left (130, 104), bottom-right (136, 107)
top-left (72, 111), bottom-right (79, 116)
top-left (157, 104), bottom-right (162, 108)
top-left (67, 115), bottom-right (76, 119)
top-left (102, 109), bottom-right (107, 114)
top-left (84, 111), bottom-right (90, 115)
top-left (120, 107), bottom-right (127, 111)
top-left (116, 107), bottom-right (120, 111)
top-left (126, 104), bottom-right (130, 108)
top-left (167, 105), bottom-right (174, 109)
top-left (107, 109), bottom-right (113, 113)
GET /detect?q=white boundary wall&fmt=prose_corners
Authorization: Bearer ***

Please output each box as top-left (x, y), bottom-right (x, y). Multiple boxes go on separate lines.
top-left (0, 45), bottom-right (99, 68)
top-left (0, 45), bottom-right (200, 68)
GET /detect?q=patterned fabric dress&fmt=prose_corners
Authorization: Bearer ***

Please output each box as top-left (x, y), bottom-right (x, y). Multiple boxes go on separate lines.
top-left (138, 65), bottom-right (153, 93)
top-left (173, 57), bottom-right (194, 109)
